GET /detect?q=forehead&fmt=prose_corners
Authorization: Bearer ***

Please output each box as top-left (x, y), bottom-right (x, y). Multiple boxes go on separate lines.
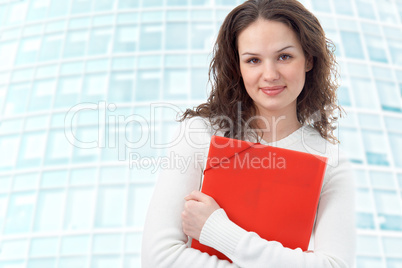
top-left (237, 19), bottom-right (301, 53)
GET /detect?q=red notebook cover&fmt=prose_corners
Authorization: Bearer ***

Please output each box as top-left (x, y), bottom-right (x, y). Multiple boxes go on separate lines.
top-left (191, 135), bottom-right (328, 262)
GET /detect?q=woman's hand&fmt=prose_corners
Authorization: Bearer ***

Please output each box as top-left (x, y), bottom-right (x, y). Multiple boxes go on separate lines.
top-left (181, 190), bottom-right (221, 241)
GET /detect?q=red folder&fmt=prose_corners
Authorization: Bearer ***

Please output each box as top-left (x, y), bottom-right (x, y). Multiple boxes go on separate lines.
top-left (191, 135), bottom-right (327, 262)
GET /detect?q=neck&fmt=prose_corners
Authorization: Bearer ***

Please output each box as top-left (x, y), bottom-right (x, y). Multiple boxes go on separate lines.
top-left (254, 106), bottom-right (301, 143)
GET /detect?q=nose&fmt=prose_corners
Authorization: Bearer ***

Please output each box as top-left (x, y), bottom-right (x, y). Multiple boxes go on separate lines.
top-left (262, 61), bottom-right (280, 82)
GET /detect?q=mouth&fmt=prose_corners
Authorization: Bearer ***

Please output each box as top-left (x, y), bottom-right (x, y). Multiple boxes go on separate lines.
top-left (260, 86), bottom-right (286, 96)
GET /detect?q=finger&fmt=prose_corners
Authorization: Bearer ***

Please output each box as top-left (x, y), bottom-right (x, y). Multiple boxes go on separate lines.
top-left (187, 190), bottom-right (209, 202)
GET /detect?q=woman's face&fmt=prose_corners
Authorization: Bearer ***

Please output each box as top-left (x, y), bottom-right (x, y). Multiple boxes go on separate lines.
top-left (238, 19), bottom-right (312, 118)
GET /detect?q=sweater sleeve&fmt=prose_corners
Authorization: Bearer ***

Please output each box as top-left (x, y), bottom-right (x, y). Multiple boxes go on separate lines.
top-left (199, 151), bottom-right (356, 268)
top-left (141, 117), bottom-right (240, 268)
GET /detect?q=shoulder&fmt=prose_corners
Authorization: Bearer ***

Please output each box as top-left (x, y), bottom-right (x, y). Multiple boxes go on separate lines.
top-left (297, 125), bottom-right (354, 184)
top-left (169, 116), bottom-right (214, 152)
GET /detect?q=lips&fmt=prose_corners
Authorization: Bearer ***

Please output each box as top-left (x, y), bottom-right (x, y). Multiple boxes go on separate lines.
top-left (260, 86), bottom-right (286, 96)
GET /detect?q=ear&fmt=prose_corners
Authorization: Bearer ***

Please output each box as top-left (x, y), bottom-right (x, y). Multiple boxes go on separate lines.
top-left (305, 56), bottom-right (313, 72)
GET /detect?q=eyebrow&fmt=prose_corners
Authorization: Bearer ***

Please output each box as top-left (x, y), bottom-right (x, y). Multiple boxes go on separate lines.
top-left (241, 45), bottom-right (295, 56)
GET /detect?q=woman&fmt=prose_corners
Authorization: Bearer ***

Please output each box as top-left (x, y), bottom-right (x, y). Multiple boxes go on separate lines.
top-left (142, 0), bottom-right (355, 267)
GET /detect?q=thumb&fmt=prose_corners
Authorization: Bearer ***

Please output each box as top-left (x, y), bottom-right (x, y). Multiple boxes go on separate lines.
top-left (185, 190), bottom-right (209, 202)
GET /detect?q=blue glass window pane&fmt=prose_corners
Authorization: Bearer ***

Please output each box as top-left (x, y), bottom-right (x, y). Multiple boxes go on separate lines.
top-left (3, 83), bottom-right (30, 115)
top-left (365, 35), bottom-right (388, 63)
top-left (356, 212), bottom-right (375, 229)
top-left (370, 171), bottom-right (396, 189)
top-left (27, 259), bottom-right (56, 268)
top-left (333, 0), bottom-right (354, 15)
top-left (383, 237), bottom-right (402, 257)
top-left (45, 130), bottom-right (72, 165)
top-left (118, 0), bottom-right (140, 9)
top-left (375, 81), bottom-right (402, 112)
top-left (28, 80), bottom-right (55, 111)
top-left (358, 113), bottom-right (381, 130)
top-left (26, 0), bottom-right (49, 22)
top-left (139, 24), bottom-right (162, 51)
top-left (91, 256), bottom-right (122, 268)
top-left (373, 190), bottom-right (402, 215)
top-left (0, 239), bottom-right (29, 259)
top-left (48, 0), bottom-right (69, 18)
top-left (72, 128), bottom-right (99, 163)
top-left (191, 68), bottom-right (208, 99)
top-left (95, 186), bottom-right (125, 228)
top-left (94, 0), bottom-right (114, 11)
top-left (24, 115), bottom-right (49, 130)
top-left (356, 0), bottom-right (376, 19)
top-left (142, 0), bottom-right (163, 7)
top-left (311, 0), bottom-right (331, 13)
top-left (93, 234), bottom-right (123, 254)
top-left (54, 76), bottom-right (81, 108)
top-left (165, 23), bottom-right (188, 50)
top-left (356, 189), bottom-right (375, 213)
top-left (64, 188), bottom-right (95, 230)
top-left (5, 192), bottom-right (35, 234)
top-left (356, 257), bottom-right (384, 268)
top-left (387, 258), bottom-right (402, 268)
top-left (127, 185), bottom-right (153, 227)
top-left (124, 256), bottom-right (141, 268)
top-left (191, 0), bottom-right (211, 5)
top-left (0, 136), bottom-right (19, 171)
top-left (0, 119), bottom-right (24, 134)
top-left (108, 72), bottom-right (134, 102)
top-left (89, 28), bottom-right (112, 55)
top-left (356, 235), bottom-right (381, 255)
top-left (362, 130), bottom-right (389, 166)
top-left (191, 22), bottom-right (214, 50)
top-left (59, 257), bottom-right (87, 268)
top-left (61, 235), bottom-right (90, 255)
top-left (114, 26), bottom-right (138, 53)
top-left (30, 237), bottom-right (58, 257)
top-left (39, 34), bottom-right (63, 61)
top-left (338, 128), bottom-right (365, 163)
top-left (112, 57), bottom-right (136, 70)
top-left (164, 69), bottom-right (188, 99)
top-left (13, 173), bottom-right (39, 191)
top-left (388, 39), bottom-right (402, 66)
top-left (82, 73), bottom-right (108, 102)
top-left (16, 37), bottom-right (41, 65)
top-left (93, 14), bottom-right (114, 27)
top-left (125, 233), bottom-right (142, 252)
top-left (41, 170), bottom-right (68, 188)
top-left (71, 0), bottom-right (92, 14)
top-left (17, 132), bottom-right (46, 168)
top-left (389, 133), bottom-right (402, 168)
top-left (141, 11), bottom-right (163, 23)
top-left (135, 70), bottom-right (161, 101)
top-left (341, 32), bottom-right (365, 59)
top-left (0, 41), bottom-right (18, 70)
top-left (100, 167), bottom-right (126, 183)
top-left (354, 169), bottom-right (369, 187)
top-left (350, 78), bottom-right (379, 110)
top-left (378, 214), bottom-right (402, 231)
top-left (34, 190), bottom-right (65, 231)
top-left (191, 9), bottom-right (213, 20)
top-left (70, 168), bottom-right (97, 186)
top-left (167, 0), bottom-right (187, 6)
top-left (0, 194), bottom-right (8, 231)
top-left (377, 1), bottom-right (399, 24)
top-left (167, 11), bottom-right (188, 21)
top-left (337, 86), bottom-right (351, 106)
top-left (63, 31), bottom-right (88, 58)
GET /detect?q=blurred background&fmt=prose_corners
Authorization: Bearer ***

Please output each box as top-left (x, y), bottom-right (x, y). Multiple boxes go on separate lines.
top-left (0, 0), bottom-right (401, 267)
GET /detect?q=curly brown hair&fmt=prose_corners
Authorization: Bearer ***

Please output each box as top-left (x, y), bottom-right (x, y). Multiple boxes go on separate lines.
top-left (180, 0), bottom-right (342, 144)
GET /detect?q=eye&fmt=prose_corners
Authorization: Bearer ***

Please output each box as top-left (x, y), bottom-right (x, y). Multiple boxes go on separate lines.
top-left (278, 54), bottom-right (292, 61)
top-left (247, 58), bottom-right (260, 64)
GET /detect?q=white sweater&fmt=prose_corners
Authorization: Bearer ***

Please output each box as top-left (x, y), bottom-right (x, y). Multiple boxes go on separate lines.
top-left (141, 116), bottom-right (356, 268)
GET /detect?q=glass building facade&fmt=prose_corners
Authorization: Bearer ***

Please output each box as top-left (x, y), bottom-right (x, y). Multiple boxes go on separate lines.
top-left (0, 0), bottom-right (401, 267)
